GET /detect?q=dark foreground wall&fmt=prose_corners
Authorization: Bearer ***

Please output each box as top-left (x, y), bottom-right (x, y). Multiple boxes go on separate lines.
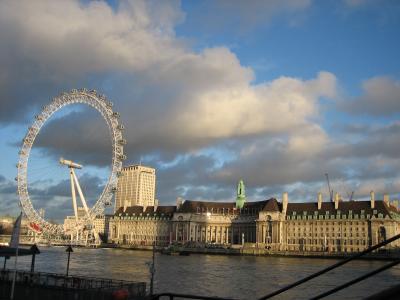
top-left (0, 282), bottom-right (112, 300)
top-left (0, 269), bottom-right (146, 300)
top-left (0, 282), bottom-right (147, 300)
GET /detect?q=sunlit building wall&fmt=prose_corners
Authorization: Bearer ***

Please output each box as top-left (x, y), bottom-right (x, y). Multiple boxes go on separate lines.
top-left (115, 165), bottom-right (156, 211)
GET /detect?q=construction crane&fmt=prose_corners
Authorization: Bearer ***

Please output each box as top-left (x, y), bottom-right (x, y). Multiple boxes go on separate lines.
top-left (325, 173), bottom-right (333, 202)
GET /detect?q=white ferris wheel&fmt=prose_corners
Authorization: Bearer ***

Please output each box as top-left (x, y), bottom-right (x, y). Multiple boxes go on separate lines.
top-left (16, 89), bottom-right (126, 240)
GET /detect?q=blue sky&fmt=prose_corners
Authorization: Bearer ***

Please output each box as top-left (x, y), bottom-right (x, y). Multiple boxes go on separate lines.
top-left (0, 0), bottom-right (400, 221)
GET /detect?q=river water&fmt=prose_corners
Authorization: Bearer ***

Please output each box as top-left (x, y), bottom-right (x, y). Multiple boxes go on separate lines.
top-left (5, 246), bottom-right (400, 299)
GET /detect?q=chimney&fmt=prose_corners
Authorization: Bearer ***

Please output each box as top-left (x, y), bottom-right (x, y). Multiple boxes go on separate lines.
top-left (123, 200), bottom-right (128, 212)
top-left (176, 197), bottom-right (184, 210)
top-left (391, 200), bottom-right (399, 210)
top-left (334, 192), bottom-right (339, 210)
top-left (370, 191), bottom-right (375, 209)
top-left (383, 193), bottom-right (390, 205)
top-left (317, 192), bottom-right (322, 210)
top-left (282, 192), bottom-right (288, 215)
top-left (154, 199), bottom-right (159, 212)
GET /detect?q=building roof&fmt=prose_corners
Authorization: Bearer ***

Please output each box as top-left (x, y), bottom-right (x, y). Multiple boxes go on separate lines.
top-left (178, 200), bottom-right (235, 213)
top-left (262, 198), bottom-right (281, 212)
top-left (115, 199), bottom-right (399, 219)
top-left (114, 205), bottom-right (176, 217)
top-left (122, 164), bottom-right (155, 171)
top-left (177, 198), bottom-right (280, 215)
top-left (287, 200), bottom-right (398, 218)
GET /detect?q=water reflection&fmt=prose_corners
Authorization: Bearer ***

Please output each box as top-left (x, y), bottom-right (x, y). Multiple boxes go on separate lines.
top-left (5, 247), bottom-right (400, 300)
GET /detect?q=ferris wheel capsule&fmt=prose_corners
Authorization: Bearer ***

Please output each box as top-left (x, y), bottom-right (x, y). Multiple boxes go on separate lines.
top-left (118, 139), bottom-right (127, 145)
top-left (118, 154), bottom-right (127, 161)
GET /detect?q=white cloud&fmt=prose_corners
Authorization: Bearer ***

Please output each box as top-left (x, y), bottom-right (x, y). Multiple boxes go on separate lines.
top-left (0, 0), bottom-right (185, 76)
top-left (8, 0), bottom-right (395, 213)
top-left (0, 0), bottom-right (339, 159)
top-left (341, 76), bottom-right (400, 116)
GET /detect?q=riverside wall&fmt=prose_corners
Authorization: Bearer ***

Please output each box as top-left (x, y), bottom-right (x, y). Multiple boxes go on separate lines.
top-left (101, 243), bottom-right (400, 260)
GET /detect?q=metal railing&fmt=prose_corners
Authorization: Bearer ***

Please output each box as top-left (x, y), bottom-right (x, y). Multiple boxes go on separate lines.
top-left (0, 269), bottom-right (146, 293)
top-left (151, 293), bottom-right (237, 300)
top-left (259, 233), bottom-right (400, 299)
top-left (152, 234), bottom-right (400, 300)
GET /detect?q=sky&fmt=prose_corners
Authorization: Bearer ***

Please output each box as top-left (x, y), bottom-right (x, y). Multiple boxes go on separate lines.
top-left (1, 0), bottom-right (400, 221)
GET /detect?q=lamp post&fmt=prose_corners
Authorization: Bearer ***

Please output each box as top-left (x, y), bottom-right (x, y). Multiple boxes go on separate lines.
top-left (66, 245), bottom-right (73, 276)
top-left (146, 242), bottom-right (156, 296)
top-left (30, 244), bottom-right (40, 273)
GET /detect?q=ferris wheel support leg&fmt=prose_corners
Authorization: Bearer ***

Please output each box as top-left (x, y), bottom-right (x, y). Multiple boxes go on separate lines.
top-left (71, 169), bottom-right (101, 244)
top-left (71, 169), bottom-right (90, 216)
top-left (70, 169), bottom-right (79, 222)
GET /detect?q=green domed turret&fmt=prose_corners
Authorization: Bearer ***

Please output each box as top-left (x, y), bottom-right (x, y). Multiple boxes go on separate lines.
top-left (236, 179), bottom-right (246, 209)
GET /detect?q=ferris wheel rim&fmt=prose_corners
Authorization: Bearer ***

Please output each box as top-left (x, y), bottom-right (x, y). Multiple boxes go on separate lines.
top-left (16, 89), bottom-right (126, 235)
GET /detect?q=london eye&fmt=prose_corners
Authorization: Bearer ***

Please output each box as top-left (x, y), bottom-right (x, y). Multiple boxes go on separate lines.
top-left (16, 89), bottom-right (126, 243)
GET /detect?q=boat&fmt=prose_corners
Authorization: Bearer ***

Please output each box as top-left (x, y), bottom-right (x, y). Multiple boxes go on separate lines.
top-left (161, 246), bottom-right (190, 256)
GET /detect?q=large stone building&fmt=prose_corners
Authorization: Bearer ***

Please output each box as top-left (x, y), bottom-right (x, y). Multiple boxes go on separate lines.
top-left (109, 181), bottom-right (400, 253)
top-left (63, 207), bottom-right (111, 242)
top-left (115, 165), bottom-right (156, 211)
top-left (108, 205), bottom-right (176, 246)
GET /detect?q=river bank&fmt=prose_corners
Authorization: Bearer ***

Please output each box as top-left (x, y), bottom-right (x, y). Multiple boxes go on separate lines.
top-left (99, 243), bottom-right (400, 261)
top-left (4, 234), bottom-right (399, 261)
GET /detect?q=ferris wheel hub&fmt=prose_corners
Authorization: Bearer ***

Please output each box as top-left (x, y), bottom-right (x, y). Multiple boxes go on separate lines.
top-left (59, 158), bottom-right (83, 169)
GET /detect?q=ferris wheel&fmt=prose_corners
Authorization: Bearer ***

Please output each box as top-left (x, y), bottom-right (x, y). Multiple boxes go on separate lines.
top-left (16, 89), bottom-right (126, 237)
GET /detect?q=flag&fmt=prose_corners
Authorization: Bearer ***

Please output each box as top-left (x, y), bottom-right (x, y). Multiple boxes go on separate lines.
top-left (9, 212), bottom-right (22, 248)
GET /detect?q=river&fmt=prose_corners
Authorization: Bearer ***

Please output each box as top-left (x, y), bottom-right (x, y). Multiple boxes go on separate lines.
top-left (4, 246), bottom-right (400, 299)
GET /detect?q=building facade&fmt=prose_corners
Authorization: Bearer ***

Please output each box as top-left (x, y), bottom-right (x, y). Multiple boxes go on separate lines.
top-left (170, 191), bottom-right (400, 252)
top-left (115, 165), bottom-right (156, 211)
top-left (63, 207), bottom-right (111, 242)
top-left (108, 205), bottom-right (175, 246)
top-left (91, 214), bottom-right (112, 241)
top-left (109, 182), bottom-right (400, 253)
